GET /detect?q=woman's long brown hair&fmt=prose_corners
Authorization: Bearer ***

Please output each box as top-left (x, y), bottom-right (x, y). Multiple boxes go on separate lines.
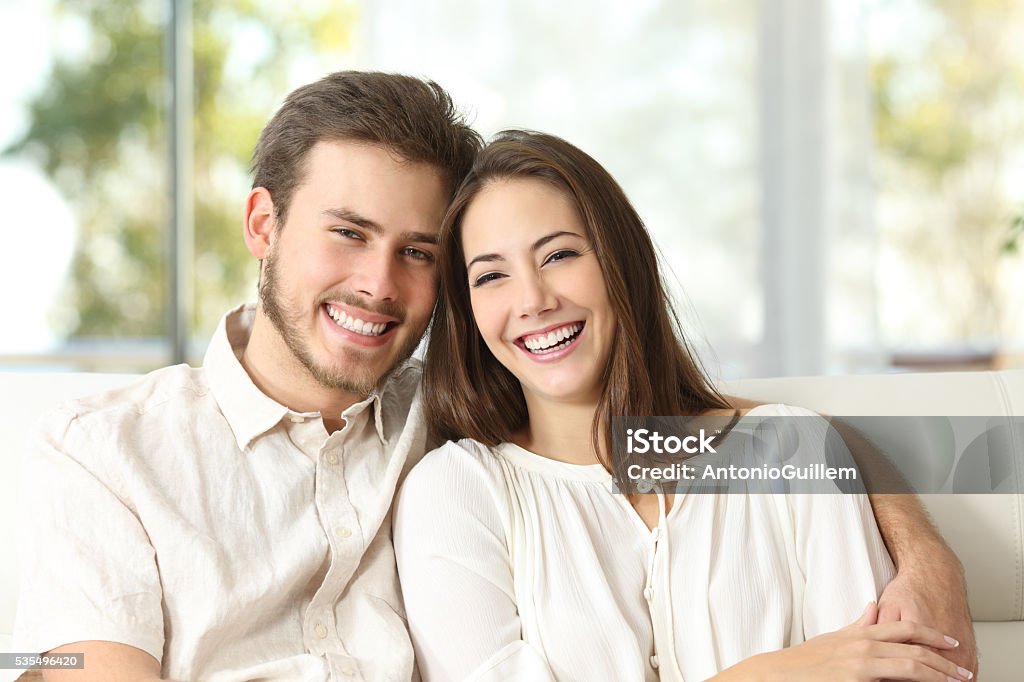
top-left (424, 130), bottom-right (731, 473)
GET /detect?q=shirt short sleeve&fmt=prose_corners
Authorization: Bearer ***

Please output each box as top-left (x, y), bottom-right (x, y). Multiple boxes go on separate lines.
top-left (14, 406), bottom-right (165, 662)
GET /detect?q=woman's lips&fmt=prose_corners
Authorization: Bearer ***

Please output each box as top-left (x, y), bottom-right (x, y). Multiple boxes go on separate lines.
top-left (514, 321), bottom-right (586, 362)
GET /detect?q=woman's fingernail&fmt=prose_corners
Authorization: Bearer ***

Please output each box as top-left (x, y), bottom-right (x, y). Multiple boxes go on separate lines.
top-left (957, 666), bottom-right (973, 680)
top-left (944, 635), bottom-right (959, 647)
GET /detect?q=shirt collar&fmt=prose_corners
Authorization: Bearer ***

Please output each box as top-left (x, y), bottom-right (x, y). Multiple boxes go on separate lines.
top-left (340, 390), bottom-right (387, 445)
top-left (204, 304), bottom-right (390, 451)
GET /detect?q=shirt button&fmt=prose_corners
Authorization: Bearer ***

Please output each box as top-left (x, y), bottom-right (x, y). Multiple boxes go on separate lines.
top-left (643, 587), bottom-right (654, 601)
top-left (650, 655), bottom-right (659, 669)
top-left (326, 453), bottom-right (339, 465)
top-left (341, 668), bottom-right (355, 677)
top-left (314, 622), bottom-right (328, 639)
top-left (336, 526), bottom-right (353, 538)
top-left (289, 414), bottom-right (305, 423)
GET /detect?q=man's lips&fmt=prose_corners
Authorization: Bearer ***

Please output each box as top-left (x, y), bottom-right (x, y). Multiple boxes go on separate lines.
top-left (323, 303), bottom-right (399, 338)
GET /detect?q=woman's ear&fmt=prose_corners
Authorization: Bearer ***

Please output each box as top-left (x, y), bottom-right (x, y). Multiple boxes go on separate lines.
top-left (243, 187), bottom-right (276, 259)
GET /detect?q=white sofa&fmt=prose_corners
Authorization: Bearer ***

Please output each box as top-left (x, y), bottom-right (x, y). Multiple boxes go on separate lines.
top-left (1, 370), bottom-right (1021, 680)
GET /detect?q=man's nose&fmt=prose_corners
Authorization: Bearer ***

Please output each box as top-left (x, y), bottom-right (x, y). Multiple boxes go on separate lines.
top-left (351, 249), bottom-right (400, 301)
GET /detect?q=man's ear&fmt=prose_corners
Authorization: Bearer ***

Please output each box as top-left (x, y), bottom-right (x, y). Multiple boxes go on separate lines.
top-left (244, 187), bottom-right (276, 259)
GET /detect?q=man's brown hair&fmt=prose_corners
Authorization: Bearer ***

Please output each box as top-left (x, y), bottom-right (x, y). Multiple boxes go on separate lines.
top-left (251, 71), bottom-right (482, 222)
top-left (425, 130), bottom-right (732, 472)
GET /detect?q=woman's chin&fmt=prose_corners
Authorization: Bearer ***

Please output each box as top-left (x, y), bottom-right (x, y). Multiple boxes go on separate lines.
top-left (519, 380), bottom-right (602, 408)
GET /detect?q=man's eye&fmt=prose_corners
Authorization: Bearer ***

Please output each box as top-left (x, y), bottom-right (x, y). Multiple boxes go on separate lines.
top-left (332, 228), bottom-right (363, 240)
top-left (402, 247), bottom-right (435, 262)
top-left (544, 249), bottom-right (579, 264)
top-left (471, 272), bottom-right (504, 288)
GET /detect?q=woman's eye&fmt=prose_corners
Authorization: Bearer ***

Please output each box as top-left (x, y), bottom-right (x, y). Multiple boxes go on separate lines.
top-left (471, 272), bottom-right (504, 288)
top-left (544, 249), bottom-right (579, 264)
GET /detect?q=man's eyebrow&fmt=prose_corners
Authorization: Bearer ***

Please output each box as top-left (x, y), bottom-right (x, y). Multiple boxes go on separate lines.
top-left (324, 208), bottom-right (381, 232)
top-left (403, 231), bottom-right (438, 245)
top-left (466, 230), bottom-right (582, 269)
top-left (324, 208), bottom-right (437, 245)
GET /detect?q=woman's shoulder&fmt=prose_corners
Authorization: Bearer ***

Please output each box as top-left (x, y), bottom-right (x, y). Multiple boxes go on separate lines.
top-left (701, 402), bottom-right (824, 423)
top-left (711, 394), bottom-right (824, 418)
top-left (403, 438), bottom-right (506, 492)
top-left (722, 403), bottom-right (836, 447)
top-left (744, 403), bottom-right (822, 418)
top-left (417, 437), bottom-right (502, 467)
top-left (396, 439), bottom-right (511, 542)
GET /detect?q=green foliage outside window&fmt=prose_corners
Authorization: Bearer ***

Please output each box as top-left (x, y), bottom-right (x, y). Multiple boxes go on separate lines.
top-left (869, 0), bottom-right (1024, 343)
top-left (4, 0), bottom-right (357, 345)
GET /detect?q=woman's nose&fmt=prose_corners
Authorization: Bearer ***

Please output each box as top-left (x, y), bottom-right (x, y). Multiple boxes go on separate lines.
top-left (517, 273), bottom-right (557, 318)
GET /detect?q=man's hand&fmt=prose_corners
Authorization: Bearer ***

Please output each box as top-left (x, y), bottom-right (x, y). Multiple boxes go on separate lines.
top-left (865, 489), bottom-right (979, 680)
top-left (878, 562), bottom-right (978, 678)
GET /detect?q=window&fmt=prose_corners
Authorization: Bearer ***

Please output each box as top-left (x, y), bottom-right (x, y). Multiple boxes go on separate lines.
top-left (0, 0), bottom-right (357, 371)
top-left (3, 0), bottom-right (1021, 376)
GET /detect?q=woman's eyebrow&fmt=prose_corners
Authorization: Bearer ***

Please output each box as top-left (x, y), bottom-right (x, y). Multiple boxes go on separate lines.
top-left (466, 230), bottom-right (583, 269)
top-left (466, 252), bottom-right (504, 268)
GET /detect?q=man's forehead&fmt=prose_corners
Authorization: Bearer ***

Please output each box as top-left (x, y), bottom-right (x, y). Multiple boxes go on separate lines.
top-left (303, 138), bottom-right (435, 176)
top-left (294, 140), bottom-right (445, 200)
top-left (282, 149), bottom-right (444, 241)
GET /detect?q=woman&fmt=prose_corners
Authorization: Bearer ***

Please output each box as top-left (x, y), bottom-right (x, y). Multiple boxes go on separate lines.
top-left (394, 131), bottom-right (967, 681)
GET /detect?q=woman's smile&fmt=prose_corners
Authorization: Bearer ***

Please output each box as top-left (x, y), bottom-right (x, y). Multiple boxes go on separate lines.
top-left (514, 320), bottom-right (586, 360)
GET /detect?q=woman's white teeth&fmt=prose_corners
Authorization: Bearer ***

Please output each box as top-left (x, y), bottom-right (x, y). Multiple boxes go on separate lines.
top-left (524, 323), bottom-right (582, 353)
top-left (326, 305), bottom-right (388, 336)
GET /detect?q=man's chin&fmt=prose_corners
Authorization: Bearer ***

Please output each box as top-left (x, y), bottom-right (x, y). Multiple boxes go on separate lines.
top-left (308, 327), bottom-right (422, 394)
top-left (306, 347), bottom-right (401, 396)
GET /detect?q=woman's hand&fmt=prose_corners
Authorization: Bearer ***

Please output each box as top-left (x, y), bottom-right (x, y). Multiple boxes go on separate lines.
top-left (713, 603), bottom-right (973, 682)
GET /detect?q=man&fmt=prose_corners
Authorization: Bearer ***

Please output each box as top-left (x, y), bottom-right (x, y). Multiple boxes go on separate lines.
top-left (14, 71), bottom-right (976, 681)
top-left (14, 71), bottom-right (480, 681)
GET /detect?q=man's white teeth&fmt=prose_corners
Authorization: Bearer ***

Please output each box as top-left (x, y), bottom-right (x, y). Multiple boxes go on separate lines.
top-left (326, 305), bottom-right (388, 336)
top-left (523, 323), bottom-right (582, 353)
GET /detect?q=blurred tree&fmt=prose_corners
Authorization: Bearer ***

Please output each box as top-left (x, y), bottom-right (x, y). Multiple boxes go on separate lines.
top-left (870, 0), bottom-right (1024, 345)
top-left (4, 0), bottom-right (357, 347)
top-left (1004, 208), bottom-right (1024, 254)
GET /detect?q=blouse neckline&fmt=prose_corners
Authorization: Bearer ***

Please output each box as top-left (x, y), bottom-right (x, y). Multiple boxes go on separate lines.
top-left (496, 442), bottom-right (613, 482)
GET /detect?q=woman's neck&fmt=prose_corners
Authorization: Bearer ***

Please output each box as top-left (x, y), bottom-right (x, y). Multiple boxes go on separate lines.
top-left (514, 396), bottom-right (603, 466)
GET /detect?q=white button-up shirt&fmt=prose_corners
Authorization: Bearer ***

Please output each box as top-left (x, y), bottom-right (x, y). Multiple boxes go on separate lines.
top-left (15, 304), bottom-right (426, 681)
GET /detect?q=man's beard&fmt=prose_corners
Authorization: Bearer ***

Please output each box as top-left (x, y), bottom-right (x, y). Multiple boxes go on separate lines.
top-left (259, 249), bottom-right (423, 396)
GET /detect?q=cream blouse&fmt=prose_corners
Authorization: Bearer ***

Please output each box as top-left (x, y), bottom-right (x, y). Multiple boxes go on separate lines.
top-left (394, 404), bottom-right (895, 682)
